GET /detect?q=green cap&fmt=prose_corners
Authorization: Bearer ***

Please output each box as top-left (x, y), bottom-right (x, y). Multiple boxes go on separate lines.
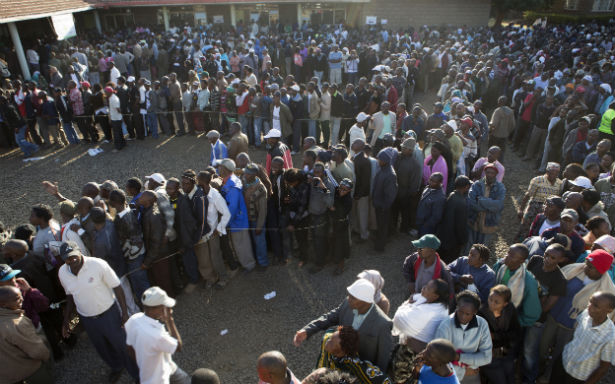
top-left (411, 234), bottom-right (441, 250)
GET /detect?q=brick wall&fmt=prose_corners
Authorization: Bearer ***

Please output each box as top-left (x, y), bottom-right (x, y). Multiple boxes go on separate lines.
top-left (359, 0), bottom-right (491, 28)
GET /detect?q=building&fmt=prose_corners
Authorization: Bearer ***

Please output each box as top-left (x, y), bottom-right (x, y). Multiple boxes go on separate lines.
top-left (1, 0), bottom-right (491, 80)
top-left (549, 0), bottom-right (615, 13)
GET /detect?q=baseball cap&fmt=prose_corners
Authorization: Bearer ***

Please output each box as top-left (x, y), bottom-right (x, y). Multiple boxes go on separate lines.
top-left (244, 163), bottom-right (259, 175)
top-left (219, 158), bottom-right (236, 172)
top-left (104, 86), bottom-right (115, 94)
top-left (263, 129), bottom-right (281, 139)
top-left (59, 241), bottom-right (81, 261)
top-left (412, 234), bottom-right (441, 250)
top-left (141, 286), bottom-right (176, 308)
top-left (356, 112), bottom-right (370, 123)
top-left (59, 201), bottom-right (76, 217)
top-left (0, 264), bottom-right (20, 282)
top-left (346, 278), bottom-right (375, 303)
top-left (570, 176), bottom-right (592, 189)
top-left (560, 208), bottom-right (579, 221)
top-left (145, 173), bottom-right (166, 185)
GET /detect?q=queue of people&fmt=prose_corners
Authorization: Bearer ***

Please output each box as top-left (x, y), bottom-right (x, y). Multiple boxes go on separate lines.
top-left (2, 16), bottom-right (615, 384)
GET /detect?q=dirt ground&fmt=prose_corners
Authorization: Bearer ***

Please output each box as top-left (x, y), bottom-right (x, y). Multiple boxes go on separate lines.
top-left (0, 93), bottom-right (607, 384)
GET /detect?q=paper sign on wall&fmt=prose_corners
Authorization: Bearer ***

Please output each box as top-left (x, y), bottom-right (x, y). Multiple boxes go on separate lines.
top-left (366, 16), bottom-right (377, 25)
top-left (51, 14), bottom-right (77, 40)
top-left (213, 15), bottom-right (224, 24)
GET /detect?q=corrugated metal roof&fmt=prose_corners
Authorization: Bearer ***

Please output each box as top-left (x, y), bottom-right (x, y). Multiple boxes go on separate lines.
top-left (94, 0), bottom-right (367, 5)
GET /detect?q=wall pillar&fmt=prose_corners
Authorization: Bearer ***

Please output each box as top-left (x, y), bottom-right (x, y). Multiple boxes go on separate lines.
top-left (8, 22), bottom-right (30, 80)
top-left (162, 7), bottom-right (170, 31)
top-left (230, 4), bottom-right (236, 26)
top-left (94, 10), bottom-right (102, 33)
top-left (297, 3), bottom-right (302, 26)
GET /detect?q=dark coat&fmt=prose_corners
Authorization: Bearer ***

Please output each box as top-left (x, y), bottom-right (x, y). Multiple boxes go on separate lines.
top-left (352, 151), bottom-right (372, 199)
top-left (437, 191), bottom-right (469, 251)
top-left (142, 205), bottom-right (168, 267)
top-left (372, 151), bottom-right (398, 210)
top-left (301, 299), bottom-right (393, 371)
top-left (416, 186), bottom-right (446, 234)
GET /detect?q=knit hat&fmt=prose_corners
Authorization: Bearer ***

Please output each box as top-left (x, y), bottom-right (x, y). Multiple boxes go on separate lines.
top-left (401, 137), bottom-right (416, 150)
top-left (59, 201), bottom-right (76, 217)
top-left (346, 278), bottom-right (375, 303)
top-left (586, 249), bottom-right (614, 275)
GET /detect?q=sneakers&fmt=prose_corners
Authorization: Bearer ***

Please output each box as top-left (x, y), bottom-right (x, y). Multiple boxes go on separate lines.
top-left (184, 283), bottom-right (198, 294)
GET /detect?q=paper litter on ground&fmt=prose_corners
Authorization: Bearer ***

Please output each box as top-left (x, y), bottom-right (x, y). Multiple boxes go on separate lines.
top-left (264, 291), bottom-right (276, 300)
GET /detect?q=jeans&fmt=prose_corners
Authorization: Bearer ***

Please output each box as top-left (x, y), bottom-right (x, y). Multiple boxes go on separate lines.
top-left (15, 125), bottom-right (39, 156)
top-left (146, 112), bottom-right (159, 138)
top-left (292, 119), bottom-right (302, 151)
top-left (249, 220), bottom-right (268, 266)
top-left (254, 117), bottom-right (264, 146)
top-left (347, 72), bottom-right (358, 85)
top-left (111, 120), bottom-right (126, 150)
top-left (523, 323), bottom-right (545, 384)
top-left (182, 247), bottom-right (200, 284)
top-left (308, 119), bottom-right (317, 139)
top-left (62, 122), bottom-right (79, 144)
top-left (481, 356), bottom-right (515, 384)
top-left (125, 254), bottom-right (150, 304)
top-left (331, 117), bottom-right (342, 146)
top-left (314, 71), bottom-right (324, 84)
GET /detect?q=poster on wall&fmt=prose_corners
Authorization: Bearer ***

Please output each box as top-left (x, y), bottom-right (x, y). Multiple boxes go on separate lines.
top-left (195, 12), bottom-right (207, 24)
top-left (381, 19), bottom-right (388, 25)
top-left (213, 15), bottom-right (224, 24)
top-left (250, 13), bottom-right (260, 22)
top-left (365, 16), bottom-right (377, 25)
top-left (51, 13), bottom-right (77, 40)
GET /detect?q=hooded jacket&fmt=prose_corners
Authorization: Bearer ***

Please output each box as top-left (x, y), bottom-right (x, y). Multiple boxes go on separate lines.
top-left (221, 174), bottom-right (250, 232)
top-left (372, 149), bottom-right (398, 210)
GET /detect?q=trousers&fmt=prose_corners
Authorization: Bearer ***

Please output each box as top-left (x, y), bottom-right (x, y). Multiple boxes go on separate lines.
top-left (80, 304), bottom-right (139, 380)
top-left (229, 230), bottom-right (256, 270)
top-left (195, 235), bottom-right (229, 283)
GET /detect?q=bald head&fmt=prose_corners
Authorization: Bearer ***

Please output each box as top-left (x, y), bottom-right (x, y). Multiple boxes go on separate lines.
top-left (137, 190), bottom-right (157, 208)
top-left (77, 196), bottom-right (94, 216)
top-left (2, 239), bottom-right (29, 260)
top-left (0, 286), bottom-right (21, 309)
top-left (82, 182), bottom-right (100, 198)
top-left (236, 152), bottom-right (251, 169)
top-left (257, 351), bottom-right (287, 382)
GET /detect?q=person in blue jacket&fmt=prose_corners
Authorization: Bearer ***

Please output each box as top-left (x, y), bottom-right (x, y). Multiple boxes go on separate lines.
top-left (207, 130), bottom-right (228, 166)
top-left (467, 163), bottom-right (505, 252)
top-left (218, 158), bottom-right (255, 271)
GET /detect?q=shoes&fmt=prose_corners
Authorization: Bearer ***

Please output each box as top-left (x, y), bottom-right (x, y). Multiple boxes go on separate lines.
top-left (102, 139), bottom-right (110, 144)
top-left (308, 265), bottom-right (323, 274)
top-left (205, 279), bottom-right (218, 289)
top-left (183, 283), bottom-right (198, 294)
top-left (255, 264), bottom-right (268, 271)
top-left (126, 137), bottom-right (135, 141)
top-left (215, 280), bottom-right (228, 289)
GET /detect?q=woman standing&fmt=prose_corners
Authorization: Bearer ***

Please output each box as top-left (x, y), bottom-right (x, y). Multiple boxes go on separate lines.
top-left (423, 141), bottom-right (450, 192)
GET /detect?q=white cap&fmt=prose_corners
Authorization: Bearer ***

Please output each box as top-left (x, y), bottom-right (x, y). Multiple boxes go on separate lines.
top-left (264, 129), bottom-right (281, 139)
top-left (570, 176), bottom-right (592, 189)
top-left (145, 172), bottom-right (166, 185)
top-left (446, 119), bottom-right (458, 131)
top-left (141, 286), bottom-right (176, 307)
top-left (290, 84), bottom-right (300, 92)
top-left (356, 112), bottom-right (370, 123)
top-left (126, 76), bottom-right (136, 82)
top-left (583, 75), bottom-right (593, 82)
top-left (346, 278), bottom-right (375, 304)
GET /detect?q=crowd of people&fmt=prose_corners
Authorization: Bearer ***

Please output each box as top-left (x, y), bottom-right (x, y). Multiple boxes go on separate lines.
top-left (2, 15), bottom-right (615, 384)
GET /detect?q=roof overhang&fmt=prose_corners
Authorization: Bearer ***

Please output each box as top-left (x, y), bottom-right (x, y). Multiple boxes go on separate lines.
top-left (1, 6), bottom-right (92, 24)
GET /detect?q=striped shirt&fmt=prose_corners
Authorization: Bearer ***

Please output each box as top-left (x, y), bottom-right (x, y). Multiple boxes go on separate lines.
top-left (562, 309), bottom-right (615, 380)
top-left (526, 175), bottom-right (562, 204)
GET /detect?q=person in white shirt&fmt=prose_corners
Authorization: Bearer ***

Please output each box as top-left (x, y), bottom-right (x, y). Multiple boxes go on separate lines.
top-left (109, 61), bottom-right (121, 87)
top-left (26, 48), bottom-right (39, 72)
top-left (58, 242), bottom-right (139, 382)
top-left (196, 171), bottom-right (233, 288)
top-left (58, 201), bottom-right (90, 256)
top-left (104, 86), bottom-right (126, 152)
top-left (126, 286), bottom-right (191, 384)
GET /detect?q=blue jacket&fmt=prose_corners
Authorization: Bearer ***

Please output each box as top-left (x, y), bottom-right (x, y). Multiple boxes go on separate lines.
top-left (448, 256), bottom-right (496, 303)
top-left (468, 179), bottom-right (506, 229)
top-left (221, 174), bottom-right (249, 232)
top-left (209, 140), bottom-right (228, 166)
top-left (416, 186), bottom-right (445, 235)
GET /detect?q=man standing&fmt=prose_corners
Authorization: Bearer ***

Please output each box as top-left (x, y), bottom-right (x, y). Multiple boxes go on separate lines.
top-left (218, 159), bottom-right (255, 271)
top-left (180, 170), bottom-right (209, 293)
top-left (372, 148), bottom-right (398, 252)
top-left (125, 286), bottom-right (191, 384)
top-left (105, 86), bottom-right (126, 152)
top-left (207, 130), bottom-right (227, 166)
top-left (0, 285), bottom-right (52, 383)
top-left (308, 162), bottom-right (335, 273)
top-left (59, 242), bottom-right (139, 382)
top-left (437, 176), bottom-right (471, 263)
top-left (228, 122), bottom-right (249, 160)
top-left (351, 138), bottom-right (371, 242)
top-left (269, 91), bottom-right (294, 148)
top-left (242, 164), bottom-right (269, 269)
top-left (416, 173), bottom-right (446, 237)
top-left (328, 45), bottom-right (343, 85)
top-left (489, 96), bottom-right (515, 162)
top-left (293, 278), bottom-right (393, 371)
top-left (369, 101), bottom-right (395, 152)
top-left (467, 164), bottom-right (506, 249)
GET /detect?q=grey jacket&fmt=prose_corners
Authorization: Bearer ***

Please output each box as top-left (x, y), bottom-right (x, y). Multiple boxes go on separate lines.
top-left (301, 299), bottom-right (393, 371)
top-left (308, 179), bottom-right (334, 215)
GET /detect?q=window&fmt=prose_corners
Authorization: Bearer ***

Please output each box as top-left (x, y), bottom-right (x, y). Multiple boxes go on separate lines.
top-left (593, 0), bottom-right (615, 11)
top-left (564, 0), bottom-right (579, 10)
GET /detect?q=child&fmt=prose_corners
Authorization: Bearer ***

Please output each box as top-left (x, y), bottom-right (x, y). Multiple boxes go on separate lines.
top-left (478, 285), bottom-right (520, 384)
top-left (418, 338), bottom-right (460, 384)
top-left (550, 291), bottom-right (615, 384)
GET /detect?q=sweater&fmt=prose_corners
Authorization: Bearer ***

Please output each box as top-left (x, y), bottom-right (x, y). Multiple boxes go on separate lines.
top-left (448, 257), bottom-right (496, 303)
